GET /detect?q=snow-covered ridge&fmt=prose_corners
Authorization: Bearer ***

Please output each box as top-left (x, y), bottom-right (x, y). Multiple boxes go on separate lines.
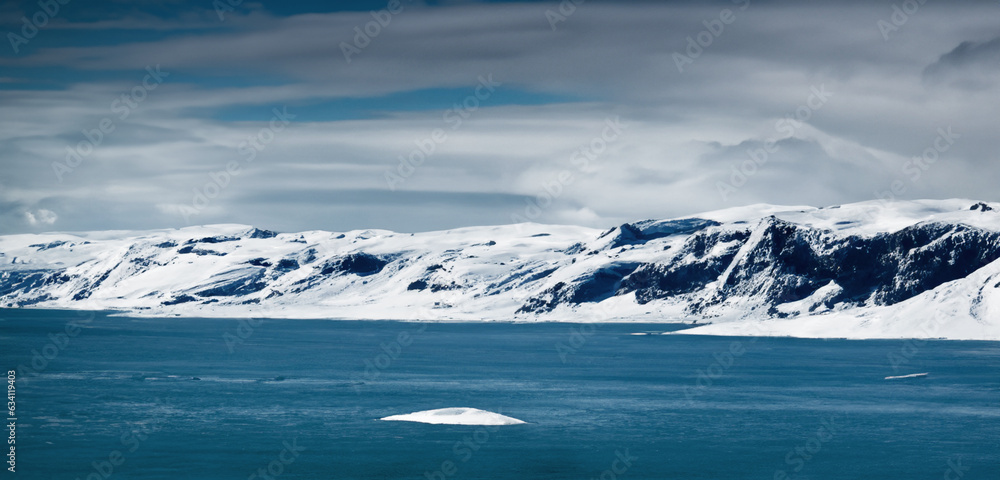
top-left (3, 199), bottom-right (1000, 340)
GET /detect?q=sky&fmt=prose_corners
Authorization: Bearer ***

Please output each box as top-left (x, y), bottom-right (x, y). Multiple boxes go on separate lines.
top-left (0, 0), bottom-right (998, 234)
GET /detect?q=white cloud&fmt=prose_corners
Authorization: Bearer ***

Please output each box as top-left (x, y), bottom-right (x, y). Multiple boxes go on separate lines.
top-left (24, 209), bottom-right (58, 226)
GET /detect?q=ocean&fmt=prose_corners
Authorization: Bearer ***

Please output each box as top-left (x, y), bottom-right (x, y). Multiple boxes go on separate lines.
top-left (1, 309), bottom-right (998, 479)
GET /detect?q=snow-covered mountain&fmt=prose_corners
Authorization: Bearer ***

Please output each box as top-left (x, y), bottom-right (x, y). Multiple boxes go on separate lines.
top-left (3, 199), bottom-right (1000, 340)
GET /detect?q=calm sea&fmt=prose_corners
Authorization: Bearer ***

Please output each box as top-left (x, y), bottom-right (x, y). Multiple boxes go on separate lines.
top-left (1, 309), bottom-right (998, 479)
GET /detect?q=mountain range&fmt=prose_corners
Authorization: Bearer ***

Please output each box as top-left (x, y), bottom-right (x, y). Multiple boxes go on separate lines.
top-left (2, 199), bottom-right (999, 340)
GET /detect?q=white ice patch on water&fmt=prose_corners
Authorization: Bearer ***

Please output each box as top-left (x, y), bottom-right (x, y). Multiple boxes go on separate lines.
top-left (884, 373), bottom-right (928, 380)
top-left (379, 407), bottom-right (526, 425)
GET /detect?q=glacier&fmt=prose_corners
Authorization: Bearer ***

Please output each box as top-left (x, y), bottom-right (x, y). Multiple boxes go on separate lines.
top-left (2, 199), bottom-right (1000, 340)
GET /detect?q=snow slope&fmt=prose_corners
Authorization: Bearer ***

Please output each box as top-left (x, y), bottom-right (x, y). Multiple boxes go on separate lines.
top-left (3, 199), bottom-right (1000, 340)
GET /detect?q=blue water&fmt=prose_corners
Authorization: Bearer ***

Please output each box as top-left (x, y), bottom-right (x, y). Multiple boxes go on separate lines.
top-left (1, 309), bottom-right (998, 479)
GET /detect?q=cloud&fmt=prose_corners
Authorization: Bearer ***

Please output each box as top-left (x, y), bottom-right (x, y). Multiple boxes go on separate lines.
top-left (0, 1), bottom-right (998, 234)
top-left (927, 37), bottom-right (1000, 70)
top-left (24, 208), bottom-right (57, 226)
top-left (923, 36), bottom-right (1000, 89)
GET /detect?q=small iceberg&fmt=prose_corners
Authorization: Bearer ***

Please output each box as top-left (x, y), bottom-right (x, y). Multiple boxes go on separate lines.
top-left (379, 408), bottom-right (526, 425)
top-left (884, 372), bottom-right (928, 380)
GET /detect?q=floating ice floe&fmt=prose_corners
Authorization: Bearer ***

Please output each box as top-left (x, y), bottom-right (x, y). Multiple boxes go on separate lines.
top-left (379, 407), bottom-right (526, 425)
top-left (884, 372), bottom-right (928, 380)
